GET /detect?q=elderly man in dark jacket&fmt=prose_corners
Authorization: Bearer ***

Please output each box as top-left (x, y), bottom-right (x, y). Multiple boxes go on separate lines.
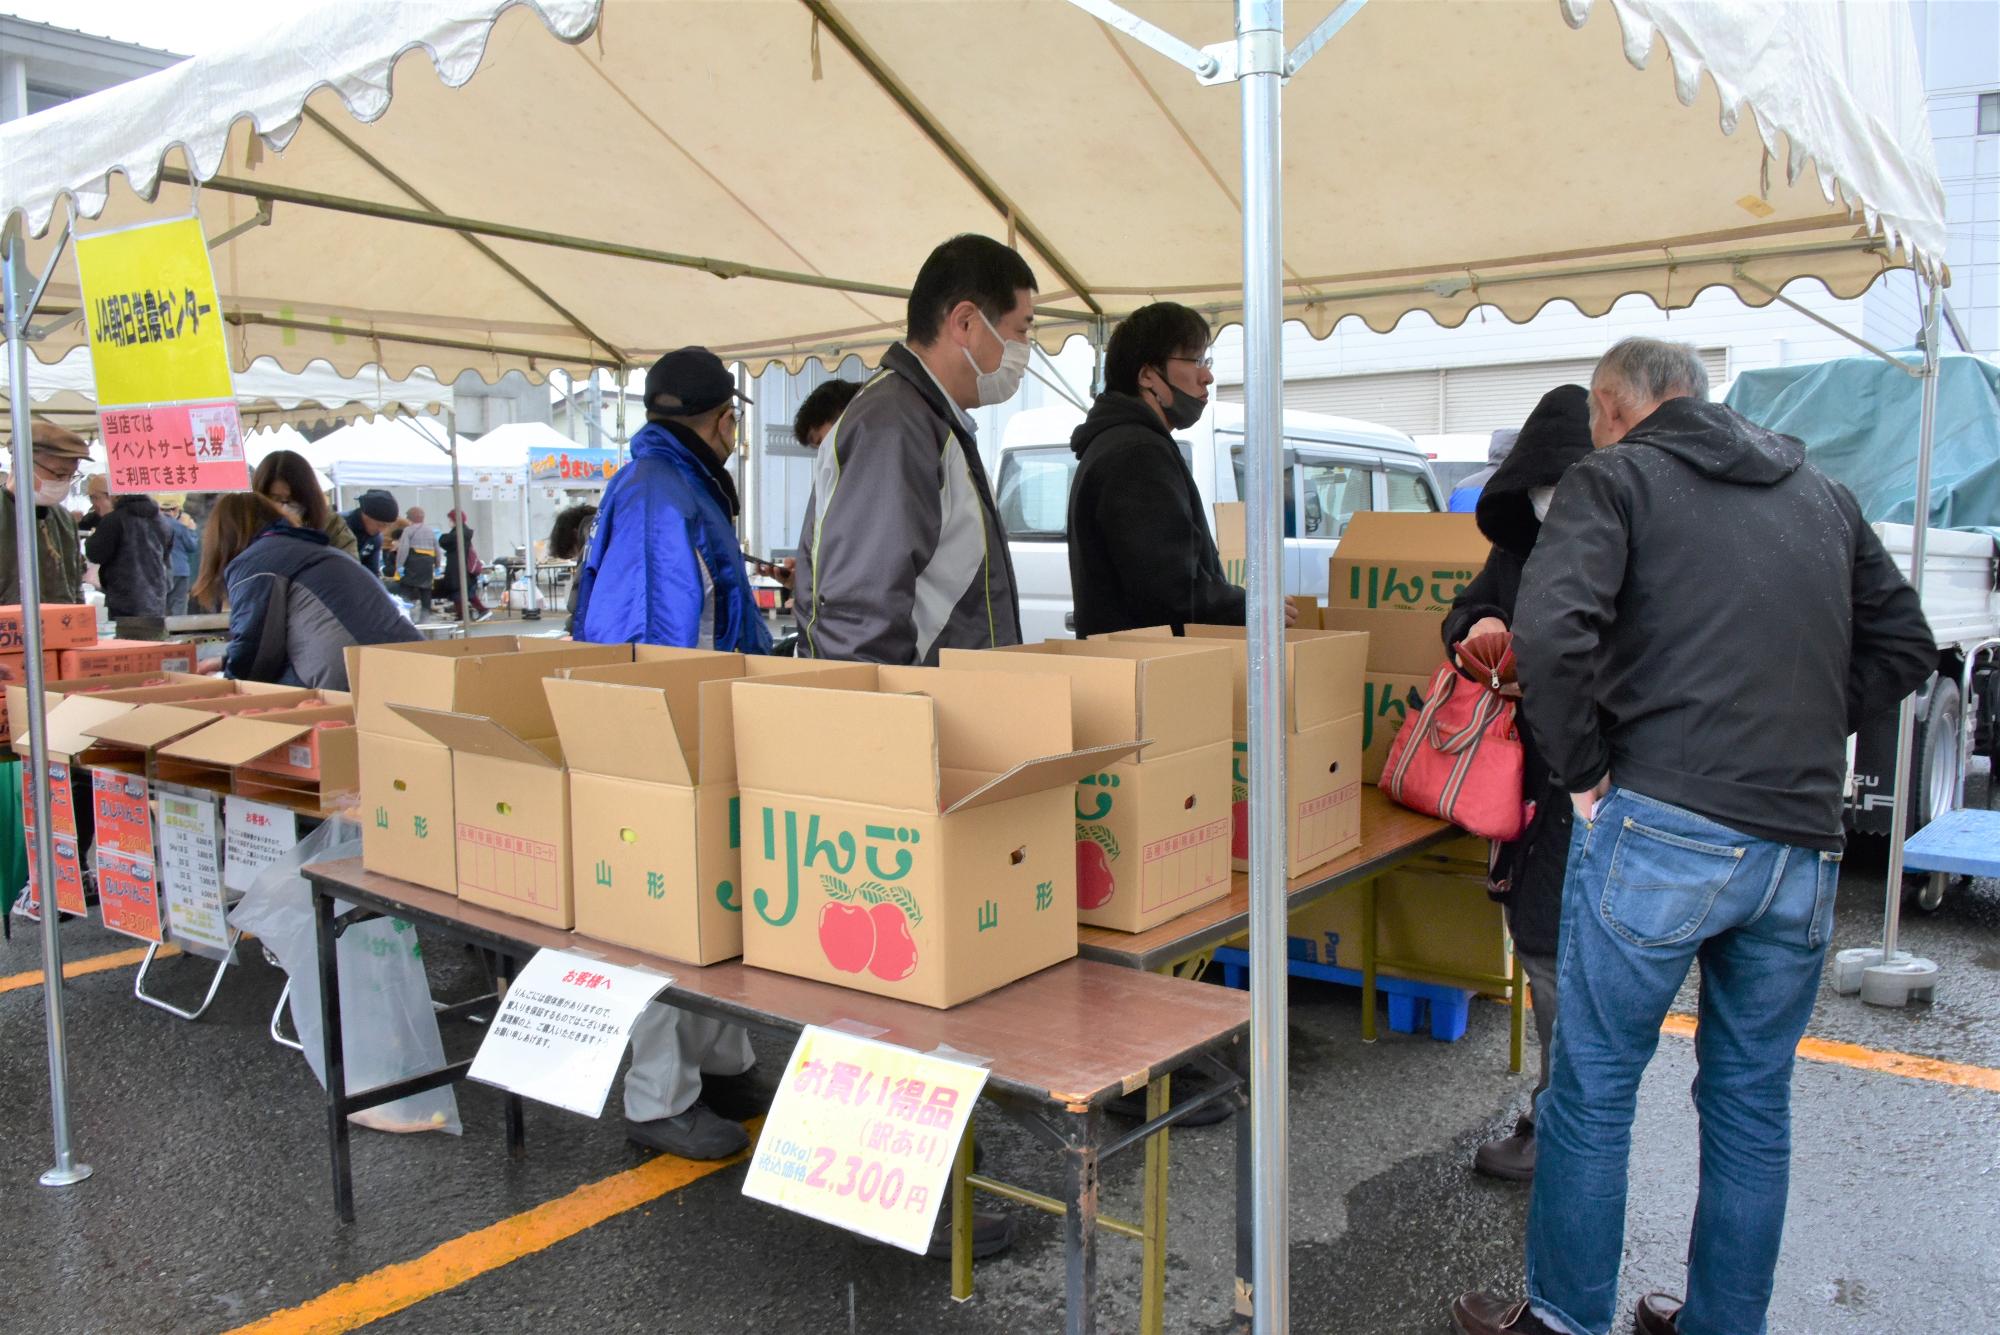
top-left (1453, 339), bottom-right (1936, 1335)
top-left (1440, 384), bottom-right (1593, 1184)
top-left (83, 491), bottom-right (174, 621)
top-left (0, 423), bottom-right (89, 606)
top-left (1068, 301), bottom-right (1275, 638)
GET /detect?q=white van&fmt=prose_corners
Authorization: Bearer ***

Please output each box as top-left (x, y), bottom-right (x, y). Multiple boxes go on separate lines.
top-left (993, 401), bottom-right (1445, 642)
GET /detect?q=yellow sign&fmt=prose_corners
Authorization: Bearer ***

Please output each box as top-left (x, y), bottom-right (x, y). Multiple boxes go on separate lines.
top-left (72, 215), bottom-right (248, 494)
top-left (741, 1025), bottom-right (988, 1253)
top-left (73, 215), bottom-right (234, 406)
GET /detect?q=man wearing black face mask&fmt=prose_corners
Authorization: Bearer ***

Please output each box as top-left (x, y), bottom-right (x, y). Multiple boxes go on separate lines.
top-left (1068, 301), bottom-right (1292, 637)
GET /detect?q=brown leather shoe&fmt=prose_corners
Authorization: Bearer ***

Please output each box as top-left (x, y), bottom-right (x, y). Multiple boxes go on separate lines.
top-left (1634, 1292), bottom-right (1682, 1334)
top-left (1451, 1292), bottom-right (1560, 1335)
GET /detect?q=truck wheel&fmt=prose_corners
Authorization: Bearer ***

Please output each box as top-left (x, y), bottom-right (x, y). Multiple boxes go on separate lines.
top-left (1904, 677), bottom-right (1965, 913)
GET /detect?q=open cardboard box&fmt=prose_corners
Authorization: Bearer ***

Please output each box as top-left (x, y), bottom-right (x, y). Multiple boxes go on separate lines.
top-left (1213, 501), bottom-right (1246, 586)
top-left (947, 639), bottom-right (1235, 933)
top-left (78, 686), bottom-right (323, 786)
top-left (1108, 626), bottom-right (1368, 877)
top-left (350, 638), bottom-right (632, 894)
top-left (158, 702), bottom-right (359, 814)
top-left (546, 653), bottom-right (874, 963)
top-left (10, 675), bottom-right (239, 768)
top-left (732, 665), bottom-right (1140, 1008)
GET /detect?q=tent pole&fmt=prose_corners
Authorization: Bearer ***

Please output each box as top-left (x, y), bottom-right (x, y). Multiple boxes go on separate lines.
top-left (520, 471), bottom-right (539, 623)
top-left (1238, 1), bottom-right (1288, 1330)
top-left (1852, 278), bottom-right (1944, 1007)
top-left (448, 408), bottom-right (469, 638)
top-left (5, 229), bottom-right (91, 1189)
top-left (614, 363), bottom-right (629, 466)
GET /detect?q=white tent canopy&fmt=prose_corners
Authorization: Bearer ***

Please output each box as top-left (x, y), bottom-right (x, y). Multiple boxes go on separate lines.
top-left (295, 415), bottom-right (569, 489)
top-left (0, 0), bottom-right (1946, 382)
top-left (0, 345), bottom-right (452, 430)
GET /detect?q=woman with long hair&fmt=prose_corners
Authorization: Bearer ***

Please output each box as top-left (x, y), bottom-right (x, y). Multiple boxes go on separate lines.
top-left (251, 449), bottom-right (360, 559)
top-left (195, 493), bottom-right (420, 689)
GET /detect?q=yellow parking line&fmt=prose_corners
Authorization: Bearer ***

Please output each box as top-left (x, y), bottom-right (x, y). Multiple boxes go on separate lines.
top-left (1658, 1013), bottom-right (2000, 1094)
top-left (226, 1125), bottom-right (759, 1335)
top-left (0, 944), bottom-right (175, 994)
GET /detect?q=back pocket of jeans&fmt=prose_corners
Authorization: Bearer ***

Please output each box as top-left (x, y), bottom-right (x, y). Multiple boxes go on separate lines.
top-left (1599, 816), bottom-right (1744, 947)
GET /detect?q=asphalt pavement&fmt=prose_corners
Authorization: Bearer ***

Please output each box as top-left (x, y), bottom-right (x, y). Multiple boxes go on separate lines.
top-left (0, 799), bottom-right (1995, 1335)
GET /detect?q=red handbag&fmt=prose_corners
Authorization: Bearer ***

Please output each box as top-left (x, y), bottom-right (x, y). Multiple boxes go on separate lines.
top-left (1380, 659), bottom-right (1531, 840)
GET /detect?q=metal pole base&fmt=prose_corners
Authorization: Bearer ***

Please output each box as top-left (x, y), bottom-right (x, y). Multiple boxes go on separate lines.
top-left (1833, 946), bottom-right (1901, 993)
top-left (39, 1162), bottom-right (93, 1187)
top-left (1862, 956), bottom-right (1941, 1008)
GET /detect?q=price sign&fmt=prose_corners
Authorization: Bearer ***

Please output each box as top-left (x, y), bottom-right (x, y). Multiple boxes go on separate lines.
top-left (21, 764), bottom-right (86, 918)
top-left (72, 214), bottom-right (248, 495)
top-left (742, 1026), bottom-right (989, 1253)
top-left (97, 849), bottom-right (165, 943)
top-left (467, 949), bottom-right (672, 1117)
top-left (158, 790), bottom-right (231, 958)
top-left (92, 769), bottom-right (154, 858)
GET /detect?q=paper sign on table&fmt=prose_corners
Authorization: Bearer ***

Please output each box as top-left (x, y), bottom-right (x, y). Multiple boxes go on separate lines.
top-left (97, 849), bottom-right (165, 943)
top-left (223, 796), bottom-right (298, 894)
top-left (157, 790), bottom-right (231, 959)
top-left (467, 949), bottom-right (672, 1117)
top-left (72, 214), bottom-right (248, 495)
top-left (92, 769), bottom-right (154, 858)
top-left (742, 1026), bottom-right (989, 1254)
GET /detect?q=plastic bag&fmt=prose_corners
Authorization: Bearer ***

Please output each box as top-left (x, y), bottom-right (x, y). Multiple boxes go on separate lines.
top-left (230, 817), bottom-right (462, 1135)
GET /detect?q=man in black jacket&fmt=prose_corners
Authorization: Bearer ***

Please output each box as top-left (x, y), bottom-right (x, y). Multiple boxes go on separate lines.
top-left (1067, 301), bottom-right (1293, 637)
top-left (1440, 384), bottom-right (1594, 1184)
top-left (1453, 339), bottom-right (1935, 1335)
top-left (83, 491), bottom-right (175, 622)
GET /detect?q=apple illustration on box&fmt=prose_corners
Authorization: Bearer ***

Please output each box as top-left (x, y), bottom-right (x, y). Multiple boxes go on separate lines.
top-left (815, 875), bottom-right (923, 980)
top-left (1076, 824), bottom-right (1119, 910)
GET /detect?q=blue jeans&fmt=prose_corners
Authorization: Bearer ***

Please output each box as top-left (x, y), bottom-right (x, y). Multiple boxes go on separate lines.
top-left (1524, 787), bottom-right (1840, 1335)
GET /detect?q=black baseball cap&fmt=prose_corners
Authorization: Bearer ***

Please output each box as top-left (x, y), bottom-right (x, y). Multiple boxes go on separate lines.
top-left (356, 490), bottom-right (399, 522)
top-left (645, 347), bottom-right (750, 418)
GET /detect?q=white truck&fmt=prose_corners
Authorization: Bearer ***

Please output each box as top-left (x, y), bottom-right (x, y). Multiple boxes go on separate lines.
top-left (993, 401), bottom-right (1446, 642)
top-left (1847, 522), bottom-right (1999, 904)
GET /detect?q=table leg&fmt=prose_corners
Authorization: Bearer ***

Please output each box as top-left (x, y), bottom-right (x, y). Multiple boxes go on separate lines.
top-left (1509, 953), bottom-right (1525, 1075)
top-left (1062, 1109), bottom-right (1101, 1335)
top-left (501, 953), bottom-right (526, 1157)
top-left (313, 886), bottom-right (354, 1224)
top-left (951, 1129), bottom-right (974, 1302)
top-left (1233, 1046), bottom-right (1253, 1332)
top-left (1140, 1073), bottom-right (1170, 1335)
top-left (1360, 878), bottom-right (1378, 1044)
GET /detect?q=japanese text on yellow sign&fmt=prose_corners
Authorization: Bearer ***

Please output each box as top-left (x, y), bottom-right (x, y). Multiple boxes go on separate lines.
top-left (742, 1026), bottom-right (988, 1254)
top-left (73, 215), bottom-right (233, 406)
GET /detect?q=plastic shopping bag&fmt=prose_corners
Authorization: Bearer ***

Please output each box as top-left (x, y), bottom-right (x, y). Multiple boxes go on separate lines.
top-left (230, 818), bottom-right (462, 1135)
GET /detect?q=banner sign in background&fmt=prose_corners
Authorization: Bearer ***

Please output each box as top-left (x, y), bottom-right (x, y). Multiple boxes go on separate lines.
top-left (528, 447), bottom-right (621, 488)
top-left (73, 215), bottom-right (248, 495)
top-left (742, 1026), bottom-right (989, 1254)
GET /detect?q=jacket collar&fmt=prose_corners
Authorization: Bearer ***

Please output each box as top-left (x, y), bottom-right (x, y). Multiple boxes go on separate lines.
top-left (634, 419), bottom-right (740, 517)
top-left (885, 343), bottom-right (976, 443)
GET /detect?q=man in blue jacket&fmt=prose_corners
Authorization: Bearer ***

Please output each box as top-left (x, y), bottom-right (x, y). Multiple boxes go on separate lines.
top-left (571, 346), bottom-right (771, 654)
top-left (571, 345), bottom-right (770, 1162)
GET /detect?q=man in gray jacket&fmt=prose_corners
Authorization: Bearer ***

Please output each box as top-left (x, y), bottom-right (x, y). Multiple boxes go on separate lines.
top-left (796, 233), bottom-right (1032, 664)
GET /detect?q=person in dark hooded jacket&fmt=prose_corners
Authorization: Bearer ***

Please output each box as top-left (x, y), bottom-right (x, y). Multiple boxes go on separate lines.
top-left (1452, 338), bottom-right (1935, 1335)
top-left (84, 491), bottom-right (175, 620)
top-left (1068, 301), bottom-right (1295, 637)
top-left (1439, 385), bottom-right (1593, 1184)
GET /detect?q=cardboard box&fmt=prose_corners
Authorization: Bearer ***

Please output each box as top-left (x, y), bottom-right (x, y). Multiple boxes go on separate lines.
top-left (0, 603), bottom-right (98, 652)
top-left (1319, 605), bottom-right (1453, 678)
top-left (1326, 513), bottom-right (1489, 616)
top-left (1361, 671), bottom-right (1432, 783)
top-left (159, 705), bottom-right (359, 814)
top-left (1214, 502), bottom-right (1245, 586)
top-left (0, 654), bottom-right (60, 741)
top-left (77, 686), bottom-right (322, 785)
top-left (947, 640), bottom-right (1236, 933)
top-left (1284, 838), bottom-right (1510, 989)
top-left (1289, 596), bottom-right (1322, 630)
top-left (733, 666), bottom-right (1139, 1008)
top-left (546, 654), bottom-right (874, 964)
top-left (1108, 625), bottom-right (1368, 877)
top-left (351, 638), bottom-right (632, 893)
top-left (391, 704), bottom-right (574, 927)
top-left (58, 639), bottom-right (197, 679)
top-left (8, 675), bottom-right (234, 766)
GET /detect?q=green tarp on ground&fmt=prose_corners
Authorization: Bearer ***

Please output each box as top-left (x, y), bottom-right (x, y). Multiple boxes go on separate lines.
top-left (1726, 352), bottom-right (2000, 538)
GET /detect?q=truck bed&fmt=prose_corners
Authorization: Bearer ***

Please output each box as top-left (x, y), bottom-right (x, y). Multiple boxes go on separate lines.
top-left (1874, 523), bottom-right (1999, 652)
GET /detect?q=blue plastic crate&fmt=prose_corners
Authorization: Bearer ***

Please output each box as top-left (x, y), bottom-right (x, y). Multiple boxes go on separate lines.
top-left (1213, 939), bottom-right (1472, 1042)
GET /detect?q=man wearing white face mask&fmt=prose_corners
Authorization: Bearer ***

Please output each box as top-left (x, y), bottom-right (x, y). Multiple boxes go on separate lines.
top-left (0, 422), bottom-right (89, 607)
top-left (796, 233), bottom-right (1034, 665)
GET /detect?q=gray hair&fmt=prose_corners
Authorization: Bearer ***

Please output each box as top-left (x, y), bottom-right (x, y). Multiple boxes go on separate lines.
top-left (1593, 337), bottom-right (1708, 405)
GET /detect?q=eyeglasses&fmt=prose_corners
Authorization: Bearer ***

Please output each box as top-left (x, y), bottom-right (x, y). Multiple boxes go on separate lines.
top-left (1167, 355), bottom-right (1215, 371)
top-left (31, 458), bottom-right (81, 482)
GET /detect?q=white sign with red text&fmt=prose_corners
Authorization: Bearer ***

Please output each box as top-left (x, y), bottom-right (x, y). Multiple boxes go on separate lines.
top-left (742, 1026), bottom-right (989, 1253)
top-left (467, 949), bottom-right (671, 1117)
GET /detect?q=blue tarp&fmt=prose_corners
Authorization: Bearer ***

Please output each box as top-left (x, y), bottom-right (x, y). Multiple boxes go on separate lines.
top-left (1725, 352), bottom-right (2000, 536)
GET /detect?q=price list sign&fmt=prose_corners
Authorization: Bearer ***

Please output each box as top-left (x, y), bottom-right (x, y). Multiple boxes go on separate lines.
top-left (742, 1027), bottom-right (989, 1254)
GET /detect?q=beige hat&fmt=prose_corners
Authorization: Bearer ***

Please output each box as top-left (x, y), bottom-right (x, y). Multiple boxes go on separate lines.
top-left (84, 473), bottom-right (110, 497)
top-left (155, 491), bottom-right (189, 508)
top-left (30, 421), bottom-right (90, 463)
